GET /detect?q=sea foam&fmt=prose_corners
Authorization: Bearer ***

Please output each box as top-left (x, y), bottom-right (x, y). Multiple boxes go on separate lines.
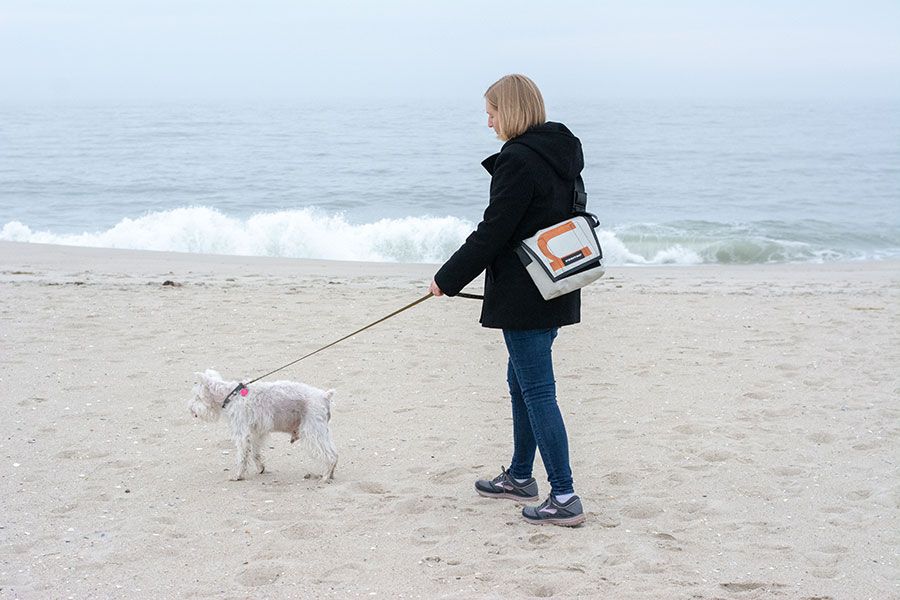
top-left (2, 207), bottom-right (891, 266)
top-left (1, 207), bottom-right (473, 263)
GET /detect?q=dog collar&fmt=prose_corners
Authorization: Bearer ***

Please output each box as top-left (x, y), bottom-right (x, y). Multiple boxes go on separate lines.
top-left (222, 383), bottom-right (248, 408)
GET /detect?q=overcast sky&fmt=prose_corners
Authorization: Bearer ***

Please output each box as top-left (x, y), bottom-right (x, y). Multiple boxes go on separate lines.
top-left (1, 0), bottom-right (898, 102)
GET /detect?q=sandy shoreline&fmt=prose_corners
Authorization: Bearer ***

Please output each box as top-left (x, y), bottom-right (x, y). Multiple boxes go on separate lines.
top-left (1, 241), bottom-right (898, 599)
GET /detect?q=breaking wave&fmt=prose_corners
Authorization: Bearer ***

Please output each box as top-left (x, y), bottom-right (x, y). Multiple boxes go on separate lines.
top-left (2, 207), bottom-right (897, 265)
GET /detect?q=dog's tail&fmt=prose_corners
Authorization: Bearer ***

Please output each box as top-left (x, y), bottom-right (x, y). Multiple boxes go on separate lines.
top-left (324, 389), bottom-right (335, 421)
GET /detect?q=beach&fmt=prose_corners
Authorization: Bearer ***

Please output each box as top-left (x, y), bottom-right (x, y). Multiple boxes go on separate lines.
top-left (1, 240), bottom-right (897, 599)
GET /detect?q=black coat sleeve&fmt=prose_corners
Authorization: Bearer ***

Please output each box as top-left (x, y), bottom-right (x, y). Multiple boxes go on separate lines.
top-left (434, 150), bottom-right (535, 296)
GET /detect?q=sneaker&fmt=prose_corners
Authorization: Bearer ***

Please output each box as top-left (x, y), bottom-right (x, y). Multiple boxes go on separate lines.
top-left (474, 467), bottom-right (539, 502)
top-left (522, 495), bottom-right (586, 527)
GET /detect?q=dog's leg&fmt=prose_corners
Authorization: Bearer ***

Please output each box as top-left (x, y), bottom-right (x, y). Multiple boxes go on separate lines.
top-left (322, 431), bottom-right (338, 482)
top-left (323, 456), bottom-right (337, 481)
top-left (233, 435), bottom-right (252, 481)
top-left (252, 434), bottom-right (266, 474)
top-left (304, 420), bottom-right (338, 482)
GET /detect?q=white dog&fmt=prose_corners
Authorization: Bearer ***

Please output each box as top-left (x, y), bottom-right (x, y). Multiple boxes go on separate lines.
top-left (188, 369), bottom-right (338, 481)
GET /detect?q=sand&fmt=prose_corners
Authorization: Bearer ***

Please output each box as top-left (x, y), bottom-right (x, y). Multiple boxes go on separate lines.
top-left (0, 240), bottom-right (897, 599)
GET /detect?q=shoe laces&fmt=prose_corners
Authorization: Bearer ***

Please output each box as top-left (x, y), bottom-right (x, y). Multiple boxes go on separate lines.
top-left (493, 466), bottom-right (512, 485)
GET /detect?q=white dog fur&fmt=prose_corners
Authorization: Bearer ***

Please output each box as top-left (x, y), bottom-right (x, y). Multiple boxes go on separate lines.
top-left (189, 369), bottom-right (338, 481)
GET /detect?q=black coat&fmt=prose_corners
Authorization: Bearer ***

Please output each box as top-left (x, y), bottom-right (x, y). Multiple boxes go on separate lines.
top-left (434, 121), bottom-right (584, 329)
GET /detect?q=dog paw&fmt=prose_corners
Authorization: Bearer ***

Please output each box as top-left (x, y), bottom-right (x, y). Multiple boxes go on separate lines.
top-left (257, 466), bottom-right (266, 474)
top-left (231, 476), bottom-right (246, 481)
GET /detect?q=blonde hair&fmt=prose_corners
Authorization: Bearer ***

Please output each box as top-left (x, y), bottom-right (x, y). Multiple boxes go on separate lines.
top-left (484, 74), bottom-right (547, 141)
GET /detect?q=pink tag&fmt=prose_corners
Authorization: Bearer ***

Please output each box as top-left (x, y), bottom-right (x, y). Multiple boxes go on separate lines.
top-left (240, 388), bottom-right (249, 396)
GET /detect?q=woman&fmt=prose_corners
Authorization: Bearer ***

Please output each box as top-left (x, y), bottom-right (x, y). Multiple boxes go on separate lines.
top-left (429, 74), bottom-right (585, 527)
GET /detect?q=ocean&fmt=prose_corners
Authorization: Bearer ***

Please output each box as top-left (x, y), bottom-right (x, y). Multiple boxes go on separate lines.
top-left (1, 99), bottom-right (898, 265)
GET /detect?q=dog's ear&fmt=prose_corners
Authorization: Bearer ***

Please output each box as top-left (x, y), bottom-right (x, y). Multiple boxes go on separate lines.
top-left (203, 368), bottom-right (221, 380)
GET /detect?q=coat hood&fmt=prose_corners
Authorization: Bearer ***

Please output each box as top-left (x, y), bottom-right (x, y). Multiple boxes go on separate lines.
top-left (503, 121), bottom-right (584, 180)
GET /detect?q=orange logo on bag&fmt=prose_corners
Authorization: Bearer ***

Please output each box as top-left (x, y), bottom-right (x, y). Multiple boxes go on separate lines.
top-left (537, 220), bottom-right (592, 271)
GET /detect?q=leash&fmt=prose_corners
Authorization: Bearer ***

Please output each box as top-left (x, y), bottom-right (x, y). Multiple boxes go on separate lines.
top-left (222, 290), bottom-right (483, 407)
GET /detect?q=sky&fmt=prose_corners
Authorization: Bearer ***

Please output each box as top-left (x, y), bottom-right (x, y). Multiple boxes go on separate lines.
top-left (1, 0), bottom-right (899, 102)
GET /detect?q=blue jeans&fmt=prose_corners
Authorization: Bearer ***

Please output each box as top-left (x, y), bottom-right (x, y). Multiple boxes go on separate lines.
top-left (503, 328), bottom-right (574, 496)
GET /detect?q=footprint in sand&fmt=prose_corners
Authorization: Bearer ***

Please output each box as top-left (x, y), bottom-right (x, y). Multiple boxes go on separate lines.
top-left (804, 545), bottom-right (848, 568)
top-left (772, 466), bottom-right (805, 477)
top-left (852, 439), bottom-right (886, 451)
top-left (55, 449), bottom-right (110, 460)
top-left (103, 459), bottom-right (135, 470)
top-left (720, 582), bottom-right (786, 593)
top-left (806, 431), bottom-right (836, 444)
top-left (395, 496), bottom-right (433, 515)
top-left (818, 505), bottom-right (848, 515)
top-left (600, 553), bottom-right (629, 567)
top-left (591, 509), bottom-right (621, 528)
top-left (528, 532), bottom-right (554, 546)
top-left (249, 551), bottom-right (282, 562)
top-left (672, 499), bottom-right (711, 522)
top-left (846, 489), bottom-right (872, 501)
top-left (601, 471), bottom-right (635, 486)
top-left (809, 568), bottom-right (839, 580)
top-left (652, 532), bottom-right (682, 552)
top-left (50, 503), bottom-right (78, 515)
top-left (620, 504), bottom-right (663, 519)
top-left (428, 466), bottom-right (468, 484)
top-left (236, 564), bottom-right (284, 587)
top-left (672, 423), bottom-right (707, 435)
top-left (761, 407), bottom-right (796, 418)
top-left (518, 583), bottom-right (555, 598)
top-left (282, 522), bottom-right (321, 540)
top-left (151, 515), bottom-right (175, 526)
top-left (635, 559), bottom-right (668, 574)
top-left (319, 564), bottom-right (365, 581)
top-left (413, 525), bottom-right (455, 546)
top-left (700, 449), bottom-right (736, 462)
top-left (353, 481), bottom-right (388, 495)
top-left (253, 511), bottom-right (296, 522)
top-left (801, 377), bottom-right (829, 389)
top-left (17, 397), bottom-right (49, 407)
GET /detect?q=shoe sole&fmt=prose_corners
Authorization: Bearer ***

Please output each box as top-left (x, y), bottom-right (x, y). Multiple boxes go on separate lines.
top-left (475, 489), bottom-right (540, 502)
top-left (522, 513), bottom-right (586, 527)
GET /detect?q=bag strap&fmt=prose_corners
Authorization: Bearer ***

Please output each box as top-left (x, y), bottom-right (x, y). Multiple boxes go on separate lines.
top-left (573, 175), bottom-right (587, 213)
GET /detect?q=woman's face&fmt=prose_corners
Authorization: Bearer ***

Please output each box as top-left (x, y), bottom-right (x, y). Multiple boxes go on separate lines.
top-left (486, 100), bottom-right (500, 136)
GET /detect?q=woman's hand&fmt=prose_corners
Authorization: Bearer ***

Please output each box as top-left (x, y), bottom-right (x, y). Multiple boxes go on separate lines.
top-left (429, 279), bottom-right (444, 297)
